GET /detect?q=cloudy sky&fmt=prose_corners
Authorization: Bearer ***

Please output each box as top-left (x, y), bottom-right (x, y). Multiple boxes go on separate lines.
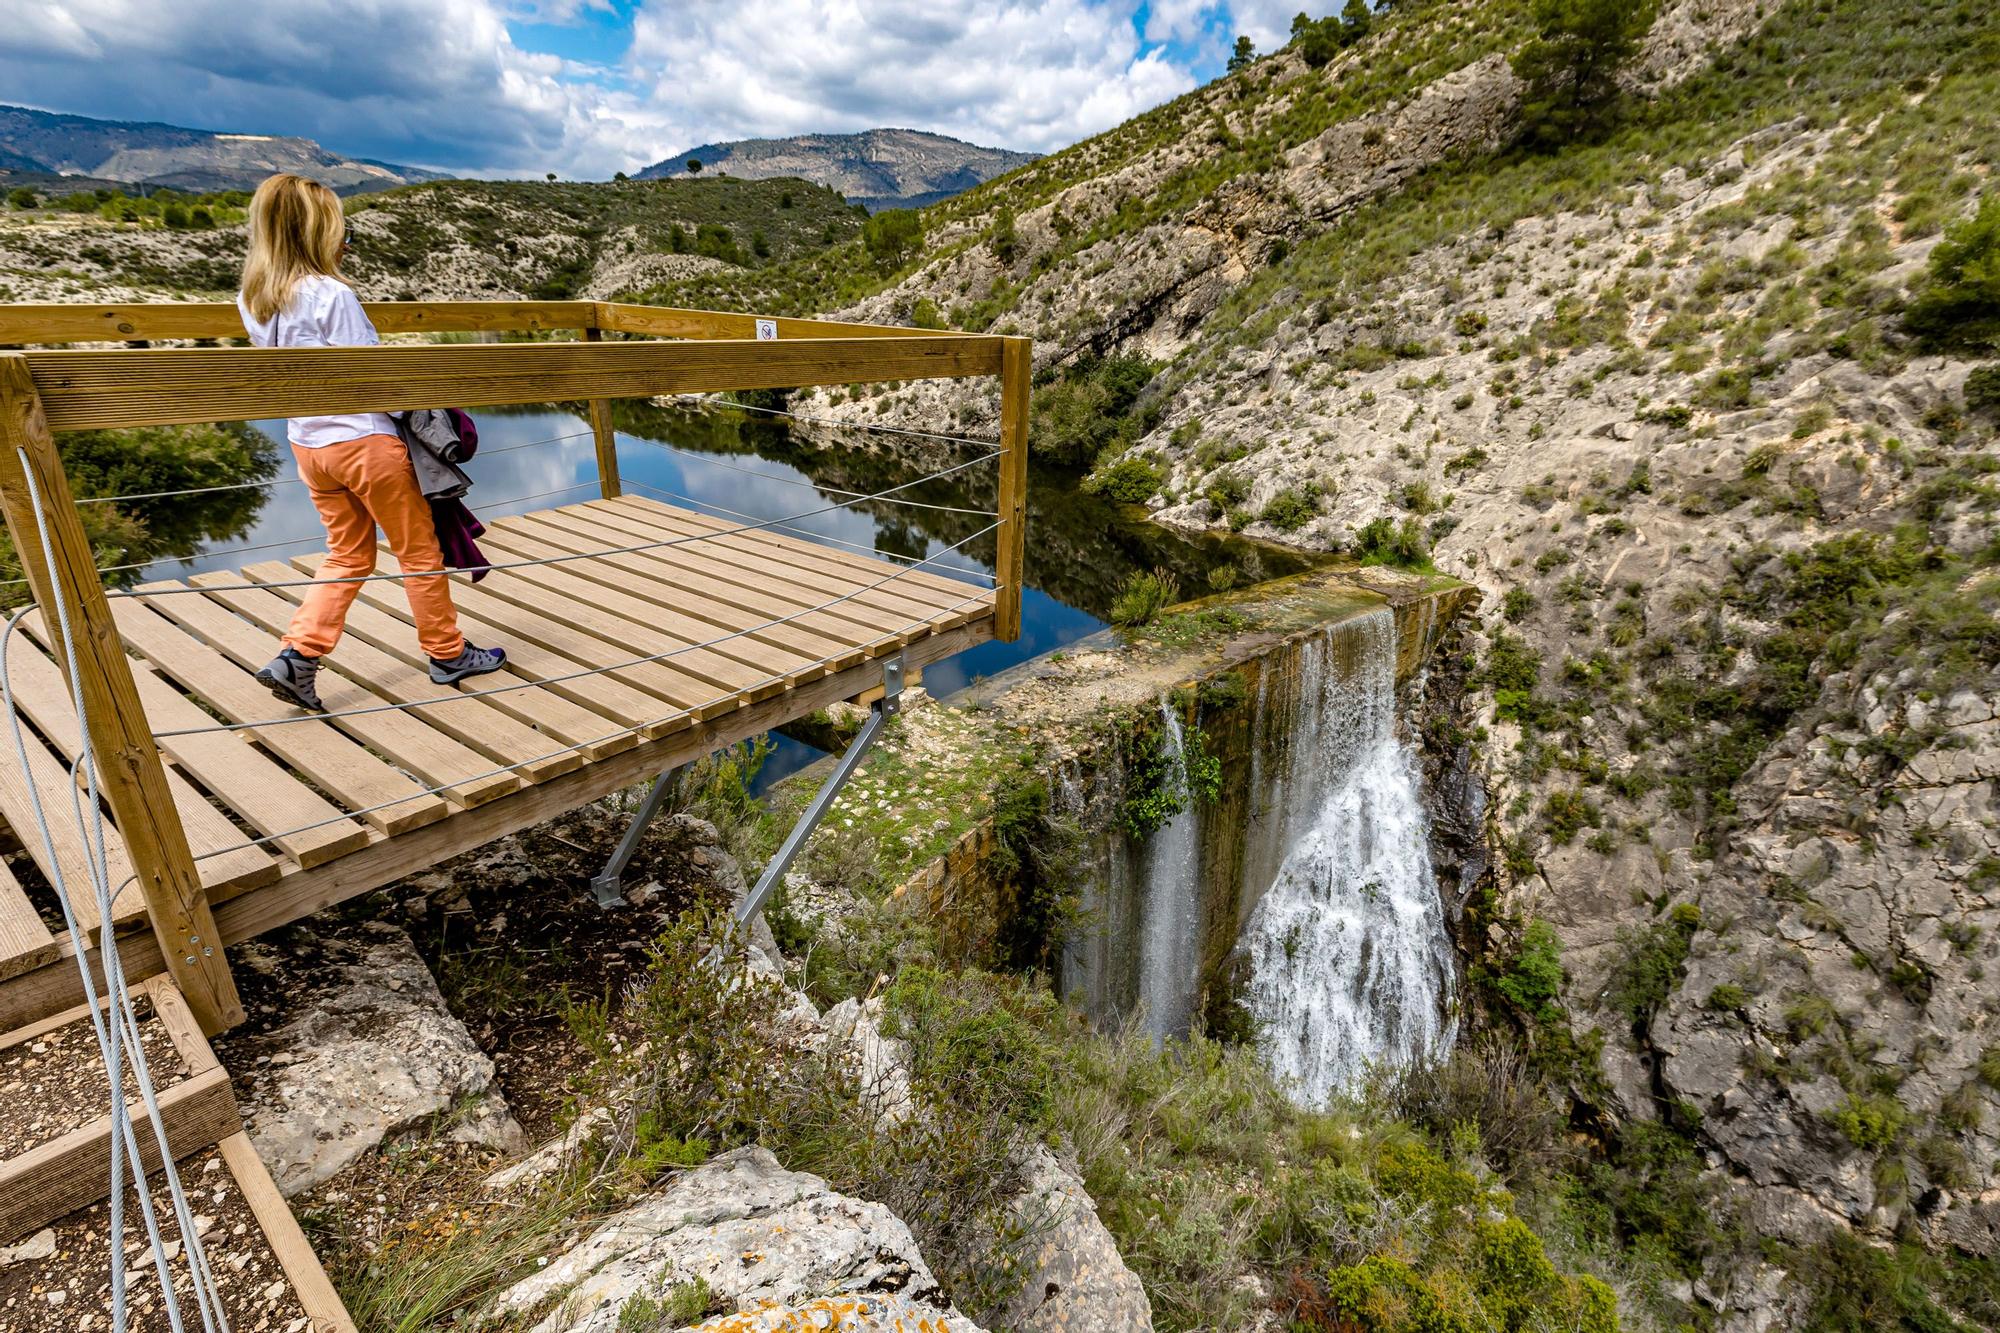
top-left (0, 0), bottom-right (1338, 178)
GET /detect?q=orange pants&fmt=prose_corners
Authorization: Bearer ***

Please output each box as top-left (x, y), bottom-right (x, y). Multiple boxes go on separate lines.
top-left (284, 434), bottom-right (465, 662)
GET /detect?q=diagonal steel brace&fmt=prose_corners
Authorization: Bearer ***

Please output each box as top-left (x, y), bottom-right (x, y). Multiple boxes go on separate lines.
top-left (589, 763), bottom-right (683, 907)
top-left (736, 653), bottom-right (904, 926)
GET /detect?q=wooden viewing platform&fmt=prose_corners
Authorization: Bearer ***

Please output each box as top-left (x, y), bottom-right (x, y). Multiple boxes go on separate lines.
top-left (0, 299), bottom-right (1031, 1036)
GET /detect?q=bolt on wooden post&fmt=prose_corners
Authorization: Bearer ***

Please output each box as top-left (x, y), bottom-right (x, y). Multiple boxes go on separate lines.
top-left (0, 354), bottom-right (243, 1033)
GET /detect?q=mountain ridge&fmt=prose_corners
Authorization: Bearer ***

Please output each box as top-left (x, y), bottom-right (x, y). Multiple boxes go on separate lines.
top-left (0, 103), bottom-right (448, 196)
top-left (635, 127), bottom-right (1035, 210)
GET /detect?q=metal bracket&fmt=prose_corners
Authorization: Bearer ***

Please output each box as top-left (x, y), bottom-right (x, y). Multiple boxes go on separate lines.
top-left (736, 653), bottom-right (904, 926)
top-left (589, 763), bottom-right (682, 908)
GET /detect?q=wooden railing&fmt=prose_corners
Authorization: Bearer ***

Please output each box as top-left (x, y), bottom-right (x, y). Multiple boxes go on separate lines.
top-left (0, 300), bottom-right (1030, 1032)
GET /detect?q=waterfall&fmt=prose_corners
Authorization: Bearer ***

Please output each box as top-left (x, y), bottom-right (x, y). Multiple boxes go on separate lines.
top-left (1136, 698), bottom-right (1202, 1042)
top-left (1241, 608), bottom-right (1456, 1107)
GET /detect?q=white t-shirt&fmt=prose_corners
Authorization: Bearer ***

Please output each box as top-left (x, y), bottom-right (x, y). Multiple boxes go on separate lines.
top-left (237, 274), bottom-right (400, 449)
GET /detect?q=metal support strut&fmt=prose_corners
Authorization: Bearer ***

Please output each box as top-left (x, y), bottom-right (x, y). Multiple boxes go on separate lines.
top-left (589, 652), bottom-right (907, 914)
top-left (589, 765), bottom-right (683, 907)
top-left (737, 653), bottom-right (904, 926)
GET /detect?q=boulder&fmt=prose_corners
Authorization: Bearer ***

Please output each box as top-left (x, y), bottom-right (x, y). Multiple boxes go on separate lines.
top-left (495, 1146), bottom-right (979, 1333)
top-left (1001, 1144), bottom-right (1153, 1333)
top-left (226, 922), bottom-right (524, 1196)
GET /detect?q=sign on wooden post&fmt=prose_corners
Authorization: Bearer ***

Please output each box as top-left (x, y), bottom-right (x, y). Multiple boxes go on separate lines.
top-left (0, 354), bottom-right (243, 1033)
top-left (994, 337), bottom-right (1031, 642)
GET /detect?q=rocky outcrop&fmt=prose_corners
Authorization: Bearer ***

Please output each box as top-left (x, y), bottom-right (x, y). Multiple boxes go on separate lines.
top-left (493, 1146), bottom-right (982, 1333)
top-left (1000, 1144), bottom-right (1152, 1333)
top-left (223, 923), bottom-right (524, 1197)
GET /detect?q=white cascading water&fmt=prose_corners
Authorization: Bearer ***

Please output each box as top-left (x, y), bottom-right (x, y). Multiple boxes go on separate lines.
top-left (1137, 698), bottom-right (1202, 1042)
top-left (1242, 608), bottom-right (1456, 1107)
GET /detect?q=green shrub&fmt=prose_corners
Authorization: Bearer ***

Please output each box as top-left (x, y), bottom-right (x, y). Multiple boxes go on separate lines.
top-left (1493, 921), bottom-right (1566, 1024)
top-left (1031, 355), bottom-right (1160, 467)
top-left (1109, 567), bottom-right (1181, 628)
top-left (1118, 706), bottom-right (1219, 839)
top-left (1965, 364), bottom-right (2000, 421)
top-left (1603, 903), bottom-right (1701, 1028)
top-left (1483, 630), bottom-right (1548, 727)
top-left (1705, 983), bottom-right (1749, 1012)
top-left (861, 208), bottom-right (923, 271)
top-left (1502, 587), bottom-right (1536, 622)
top-left (1825, 1093), bottom-right (1907, 1152)
top-left (1352, 515), bottom-right (1433, 570)
top-left (1082, 454), bottom-right (1164, 503)
top-left (1543, 789), bottom-right (1601, 845)
top-left (1259, 486), bottom-right (1321, 532)
top-left (1905, 195), bottom-right (2000, 351)
top-left (987, 776), bottom-right (1087, 973)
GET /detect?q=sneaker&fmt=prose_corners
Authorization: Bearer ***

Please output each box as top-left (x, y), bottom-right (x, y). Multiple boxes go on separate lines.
top-left (255, 647), bottom-right (325, 712)
top-left (430, 642), bottom-right (507, 685)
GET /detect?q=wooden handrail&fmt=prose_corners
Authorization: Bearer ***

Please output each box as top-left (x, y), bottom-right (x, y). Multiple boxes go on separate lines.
top-left (20, 336), bottom-right (1003, 431)
top-left (0, 299), bottom-right (985, 347)
top-left (0, 300), bottom-right (602, 345)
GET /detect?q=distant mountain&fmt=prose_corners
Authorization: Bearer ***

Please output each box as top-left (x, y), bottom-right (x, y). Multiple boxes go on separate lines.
top-left (634, 128), bottom-right (1035, 211)
top-left (0, 104), bottom-right (449, 196)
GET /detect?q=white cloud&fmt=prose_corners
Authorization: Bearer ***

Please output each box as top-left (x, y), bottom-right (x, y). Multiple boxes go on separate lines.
top-left (622, 0), bottom-right (1196, 158)
top-left (0, 0), bottom-right (1262, 178)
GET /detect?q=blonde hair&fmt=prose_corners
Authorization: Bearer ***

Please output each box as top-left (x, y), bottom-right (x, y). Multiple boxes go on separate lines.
top-left (240, 174), bottom-right (347, 322)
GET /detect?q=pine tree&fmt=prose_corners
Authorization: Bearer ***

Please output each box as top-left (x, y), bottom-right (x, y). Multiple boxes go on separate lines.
top-left (1511, 0), bottom-right (1657, 147)
top-left (1227, 35), bottom-right (1256, 74)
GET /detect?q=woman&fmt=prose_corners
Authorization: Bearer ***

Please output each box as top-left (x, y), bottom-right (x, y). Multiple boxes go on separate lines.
top-left (238, 173), bottom-right (503, 713)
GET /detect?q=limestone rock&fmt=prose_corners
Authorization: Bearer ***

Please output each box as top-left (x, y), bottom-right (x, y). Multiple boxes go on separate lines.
top-left (1001, 1144), bottom-right (1153, 1333)
top-left (494, 1146), bottom-right (978, 1333)
top-left (226, 923), bottom-right (525, 1197)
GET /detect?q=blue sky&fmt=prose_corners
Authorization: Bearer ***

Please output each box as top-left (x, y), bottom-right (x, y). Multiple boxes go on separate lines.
top-left (1, 1), bottom-right (1333, 178)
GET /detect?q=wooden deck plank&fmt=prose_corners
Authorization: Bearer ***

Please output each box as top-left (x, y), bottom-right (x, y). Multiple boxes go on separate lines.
top-left (590, 496), bottom-right (986, 629)
top-left (519, 505), bottom-right (948, 649)
top-left (300, 567), bottom-right (684, 742)
top-left (282, 554), bottom-right (730, 724)
top-left (238, 561), bottom-right (636, 761)
top-left (463, 529), bottom-right (823, 688)
top-left (0, 858), bottom-right (57, 981)
top-left (419, 562), bottom-right (778, 706)
top-left (475, 522), bottom-right (855, 679)
top-left (0, 724), bottom-right (137, 935)
top-left (609, 493), bottom-right (987, 604)
top-left (503, 507), bottom-right (904, 659)
top-left (121, 662), bottom-right (371, 869)
top-left (3, 629), bottom-right (283, 896)
top-left (107, 600), bottom-right (450, 836)
top-left (136, 585), bottom-right (520, 808)
top-left (190, 575), bottom-right (585, 784)
top-left (572, 495), bottom-right (981, 625)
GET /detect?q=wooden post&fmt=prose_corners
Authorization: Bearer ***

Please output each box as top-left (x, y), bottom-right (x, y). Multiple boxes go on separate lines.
top-left (993, 337), bottom-right (1031, 642)
top-left (0, 355), bottom-right (242, 1033)
top-left (580, 326), bottom-right (621, 499)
